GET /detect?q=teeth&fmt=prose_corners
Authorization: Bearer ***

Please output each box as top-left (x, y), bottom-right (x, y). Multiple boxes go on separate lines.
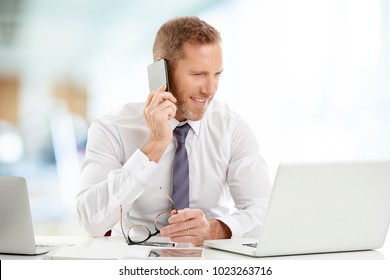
top-left (192, 97), bottom-right (206, 102)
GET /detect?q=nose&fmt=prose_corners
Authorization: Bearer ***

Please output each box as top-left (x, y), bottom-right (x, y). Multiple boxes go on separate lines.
top-left (201, 75), bottom-right (218, 96)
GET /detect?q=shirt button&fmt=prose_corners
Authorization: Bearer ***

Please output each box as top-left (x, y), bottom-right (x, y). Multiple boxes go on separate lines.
top-left (140, 164), bottom-right (146, 170)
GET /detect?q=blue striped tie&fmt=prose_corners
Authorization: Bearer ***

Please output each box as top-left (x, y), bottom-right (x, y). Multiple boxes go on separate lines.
top-left (173, 123), bottom-right (191, 210)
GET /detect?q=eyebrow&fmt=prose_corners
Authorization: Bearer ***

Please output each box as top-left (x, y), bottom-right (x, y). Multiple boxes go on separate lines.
top-left (189, 69), bottom-right (224, 74)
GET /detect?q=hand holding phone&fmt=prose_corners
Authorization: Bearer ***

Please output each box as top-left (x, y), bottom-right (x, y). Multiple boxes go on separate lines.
top-left (142, 59), bottom-right (176, 162)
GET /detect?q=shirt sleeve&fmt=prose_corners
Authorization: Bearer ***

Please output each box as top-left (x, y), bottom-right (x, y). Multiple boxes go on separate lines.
top-left (76, 120), bottom-right (158, 237)
top-left (216, 116), bottom-right (272, 238)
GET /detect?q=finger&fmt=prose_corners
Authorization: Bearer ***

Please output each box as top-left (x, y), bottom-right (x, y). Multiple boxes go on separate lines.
top-left (158, 105), bottom-right (176, 121)
top-left (145, 83), bottom-right (175, 109)
top-left (162, 224), bottom-right (193, 237)
top-left (144, 84), bottom-right (165, 107)
top-left (169, 227), bottom-right (201, 238)
top-left (144, 95), bottom-right (176, 123)
top-left (152, 83), bottom-right (167, 96)
top-left (149, 91), bottom-right (177, 108)
top-left (158, 83), bottom-right (167, 92)
top-left (145, 92), bottom-right (154, 108)
top-left (145, 94), bottom-right (176, 120)
top-left (168, 208), bottom-right (202, 224)
top-left (160, 222), bottom-right (186, 236)
top-left (149, 100), bottom-right (177, 120)
top-left (161, 217), bottom-right (200, 237)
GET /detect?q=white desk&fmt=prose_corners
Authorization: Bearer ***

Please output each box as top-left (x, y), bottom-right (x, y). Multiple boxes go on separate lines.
top-left (0, 235), bottom-right (388, 260)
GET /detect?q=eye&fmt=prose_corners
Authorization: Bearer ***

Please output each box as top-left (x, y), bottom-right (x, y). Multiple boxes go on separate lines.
top-left (215, 72), bottom-right (222, 78)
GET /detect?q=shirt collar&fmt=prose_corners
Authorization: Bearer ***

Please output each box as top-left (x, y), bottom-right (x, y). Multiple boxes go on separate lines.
top-left (170, 118), bottom-right (200, 136)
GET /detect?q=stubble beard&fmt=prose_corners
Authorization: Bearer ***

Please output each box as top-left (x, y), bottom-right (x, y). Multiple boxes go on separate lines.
top-left (171, 85), bottom-right (211, 121)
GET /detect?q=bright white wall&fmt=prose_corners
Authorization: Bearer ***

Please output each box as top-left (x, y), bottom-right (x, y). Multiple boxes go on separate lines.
top-left (199, 0), bottom-right (390, 178)
top-left (89, 0), bottom-right (390, 180)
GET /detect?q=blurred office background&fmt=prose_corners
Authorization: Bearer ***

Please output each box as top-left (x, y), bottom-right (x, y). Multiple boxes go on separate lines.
top-left (0, 0), bottom-right (389, 236)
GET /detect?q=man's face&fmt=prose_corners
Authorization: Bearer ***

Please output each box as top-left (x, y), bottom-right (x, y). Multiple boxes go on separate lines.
top-left (170, 42), bottom-right (223, 121)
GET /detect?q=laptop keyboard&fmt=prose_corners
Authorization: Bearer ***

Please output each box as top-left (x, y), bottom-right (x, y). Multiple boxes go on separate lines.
top-left (243, 242), bottom-right (258, 248)
top-left (32, 243), bottom-right (57, 255)
top-left (36, 243), bottom-right (57, 250)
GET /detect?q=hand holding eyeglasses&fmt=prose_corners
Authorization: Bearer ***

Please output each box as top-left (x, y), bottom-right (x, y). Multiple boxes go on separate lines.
top-left (120, 187), bottom-right (231, 246)
top-left (160, 208), bottom-right (226, 246)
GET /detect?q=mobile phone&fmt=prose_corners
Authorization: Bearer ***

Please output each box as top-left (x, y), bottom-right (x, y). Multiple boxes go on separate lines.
top-left (141, 241), bottom-right (175, 247)
top-left (147, 248), bottom-right (204, 259)
top-left (147, 59), bottom-right (169, 92)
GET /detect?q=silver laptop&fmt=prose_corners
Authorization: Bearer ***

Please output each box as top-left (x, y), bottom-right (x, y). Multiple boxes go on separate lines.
top-left (0, 176), bottom-right (53, 255)
top-left (205, 161), bottom-right (390, 257)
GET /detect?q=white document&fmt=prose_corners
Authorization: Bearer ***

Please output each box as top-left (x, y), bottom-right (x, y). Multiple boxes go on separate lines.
top-left (47, 237), bottom-right (195, 260)
top-left (47, 246), bottom-right (128, 260)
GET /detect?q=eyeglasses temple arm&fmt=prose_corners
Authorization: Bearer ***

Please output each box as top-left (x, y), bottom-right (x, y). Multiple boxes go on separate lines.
top-left (120, 205), bottom-right (131, 245)
top-left (160, 187), bottom-right (178, 214)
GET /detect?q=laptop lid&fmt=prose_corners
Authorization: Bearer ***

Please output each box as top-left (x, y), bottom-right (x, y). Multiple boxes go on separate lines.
top-left (205, 161), bottom-right (390, 257)
top-left (0, 176), bottom-right (44, 255)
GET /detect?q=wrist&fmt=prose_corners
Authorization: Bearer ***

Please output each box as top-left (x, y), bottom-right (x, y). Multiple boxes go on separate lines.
top-left (141, 139), bottom-right (170, 163)
top-left (208, 218), bottom-right (232, 240)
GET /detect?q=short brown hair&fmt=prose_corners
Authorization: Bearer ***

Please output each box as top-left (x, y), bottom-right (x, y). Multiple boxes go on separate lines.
top-left (152, 16), bottom-right (221, 69)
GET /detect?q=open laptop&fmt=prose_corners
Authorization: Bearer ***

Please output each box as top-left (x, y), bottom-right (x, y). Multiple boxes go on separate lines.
top-left (0, 176), bottom-right (54, 255)
top-left (204, 161), bottom-right (390, 257)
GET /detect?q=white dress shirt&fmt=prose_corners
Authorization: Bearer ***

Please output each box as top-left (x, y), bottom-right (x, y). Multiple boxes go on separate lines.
top-left (77, 99), bottom-right (271, 238)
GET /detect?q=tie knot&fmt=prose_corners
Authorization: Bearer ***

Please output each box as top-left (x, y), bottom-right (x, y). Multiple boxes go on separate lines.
top-left (174, 123), bottom-right (190, 145)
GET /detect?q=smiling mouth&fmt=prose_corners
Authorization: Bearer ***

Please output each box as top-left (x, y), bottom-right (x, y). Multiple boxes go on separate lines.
top-left (191, 97), bottom-right (207, 105)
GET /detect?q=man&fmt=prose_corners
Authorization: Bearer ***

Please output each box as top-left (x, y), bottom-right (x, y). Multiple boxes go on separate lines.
top-left (77, 16), bottom-right (271, 246)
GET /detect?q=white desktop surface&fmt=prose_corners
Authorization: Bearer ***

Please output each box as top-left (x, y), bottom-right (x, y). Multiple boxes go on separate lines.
top-left (0, 235), bottom-right (388, 260)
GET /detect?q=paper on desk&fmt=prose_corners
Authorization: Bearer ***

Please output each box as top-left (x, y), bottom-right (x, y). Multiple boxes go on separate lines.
top-left (77, 238), bottom-right (193, 259)
top-left (90, 238), bottom-right (128, 249)
top-left (89, 239), bottom-right (150, 259)
top-left (47, 246), bottom-right (128, 260)
top-left (124, 247), bottom-right (151, 259)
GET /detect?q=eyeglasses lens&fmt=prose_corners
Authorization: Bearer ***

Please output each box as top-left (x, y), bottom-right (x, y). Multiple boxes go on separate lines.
top-left (154, 211), bottom-right (171, 231)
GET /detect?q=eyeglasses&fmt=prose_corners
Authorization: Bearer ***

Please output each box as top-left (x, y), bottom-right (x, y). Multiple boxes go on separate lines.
top-left (120, 187), bottom-right (178, 245)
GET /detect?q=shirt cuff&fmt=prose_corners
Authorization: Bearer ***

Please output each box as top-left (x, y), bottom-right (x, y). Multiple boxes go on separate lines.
top-left (216, 216), bottom-right (247, 238)
top-left (122, 149), bottom-right (159, 185)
